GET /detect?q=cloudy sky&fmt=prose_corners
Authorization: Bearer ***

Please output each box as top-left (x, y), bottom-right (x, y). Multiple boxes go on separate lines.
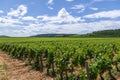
top-left (0, 0), bottom-right (120, 37)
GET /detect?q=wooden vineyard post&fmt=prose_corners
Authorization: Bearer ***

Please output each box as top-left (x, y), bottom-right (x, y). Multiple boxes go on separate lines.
top-left (85, 60), bottom-right (90, 80)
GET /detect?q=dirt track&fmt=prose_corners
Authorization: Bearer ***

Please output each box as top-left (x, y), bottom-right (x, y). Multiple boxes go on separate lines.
top-left (0, 50), bottom-right (53, 80)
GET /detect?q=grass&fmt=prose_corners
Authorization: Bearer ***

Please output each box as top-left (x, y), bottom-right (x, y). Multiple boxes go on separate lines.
top-left (0, 63), bottom-right (8, 80)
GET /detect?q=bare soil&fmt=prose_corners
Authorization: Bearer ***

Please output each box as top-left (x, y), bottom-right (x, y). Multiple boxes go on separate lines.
top-left (0, 50), bottom-right (53, 80)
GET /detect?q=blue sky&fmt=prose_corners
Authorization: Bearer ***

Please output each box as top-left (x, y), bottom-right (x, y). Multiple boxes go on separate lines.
top-left (0, 0), bottom-right (120, 37)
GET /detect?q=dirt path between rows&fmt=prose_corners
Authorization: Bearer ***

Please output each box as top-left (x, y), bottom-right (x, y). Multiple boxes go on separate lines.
top-left (0, 50), bottom-right (53, 80)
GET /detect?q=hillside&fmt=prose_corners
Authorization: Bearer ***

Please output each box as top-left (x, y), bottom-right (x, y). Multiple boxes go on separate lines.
top-left (79, 29), bottom-right (120, 37)
top-left (31, 29), bottom-right (120, 38)
top-left (31, 34), bottom-right (75, 37)
top-left (0, 35), bottom-right (9, 38)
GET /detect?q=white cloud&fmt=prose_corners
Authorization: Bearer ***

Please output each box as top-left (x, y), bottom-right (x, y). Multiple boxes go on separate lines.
top-left (22, 16), bottom-right (37, 21)
top-left (94, 0), bottom-right (116, 2)
top-left (71, 4), bottom-right (85, 10)
top-left (89, 7), bottom-right (98, 11)
top-left (22, 8), bottom-right (120, 36)
top-left (0, 17), bottom-right (22, 27)
top-left (7, 5), bottom-right (27, 17)
top-left (94, 0), bottom-right (104, 2)
top-left (48, 6), bottom-right (54, 10)
top-left (37, 8), bottom-right (84, 24)
top-left (66, 0), bottom-right (74, 2)
top-left (71, 0), bottom-right (116, 13)
top-left (21, 20), bottom-right (120, 36)
top-left (0, 10), bottom-right (4, 13)
top-left (48, 0), bottom-right (53, 5)
top-left (84, 10), bottom-right (120, 19)
top-left (71, 4), bottom-right (85, 13)
top-left (47, 0), bottom-right (54, 10)
top-left (58, 8), bottom-right (70, 18)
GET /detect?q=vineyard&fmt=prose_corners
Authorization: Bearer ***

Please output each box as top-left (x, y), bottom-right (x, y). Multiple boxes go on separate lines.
top-left (0, 38), bottom-right (120, 80)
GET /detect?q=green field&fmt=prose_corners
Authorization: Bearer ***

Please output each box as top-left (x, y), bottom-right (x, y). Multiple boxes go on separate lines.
top-left (0, 38), bottom-right (120, 80)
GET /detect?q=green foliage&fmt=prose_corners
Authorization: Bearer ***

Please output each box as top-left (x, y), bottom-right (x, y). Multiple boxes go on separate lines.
top-left (0, 38), bottom-right (120, 79)
top-left (89, 62), bottom-right (98, 80)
